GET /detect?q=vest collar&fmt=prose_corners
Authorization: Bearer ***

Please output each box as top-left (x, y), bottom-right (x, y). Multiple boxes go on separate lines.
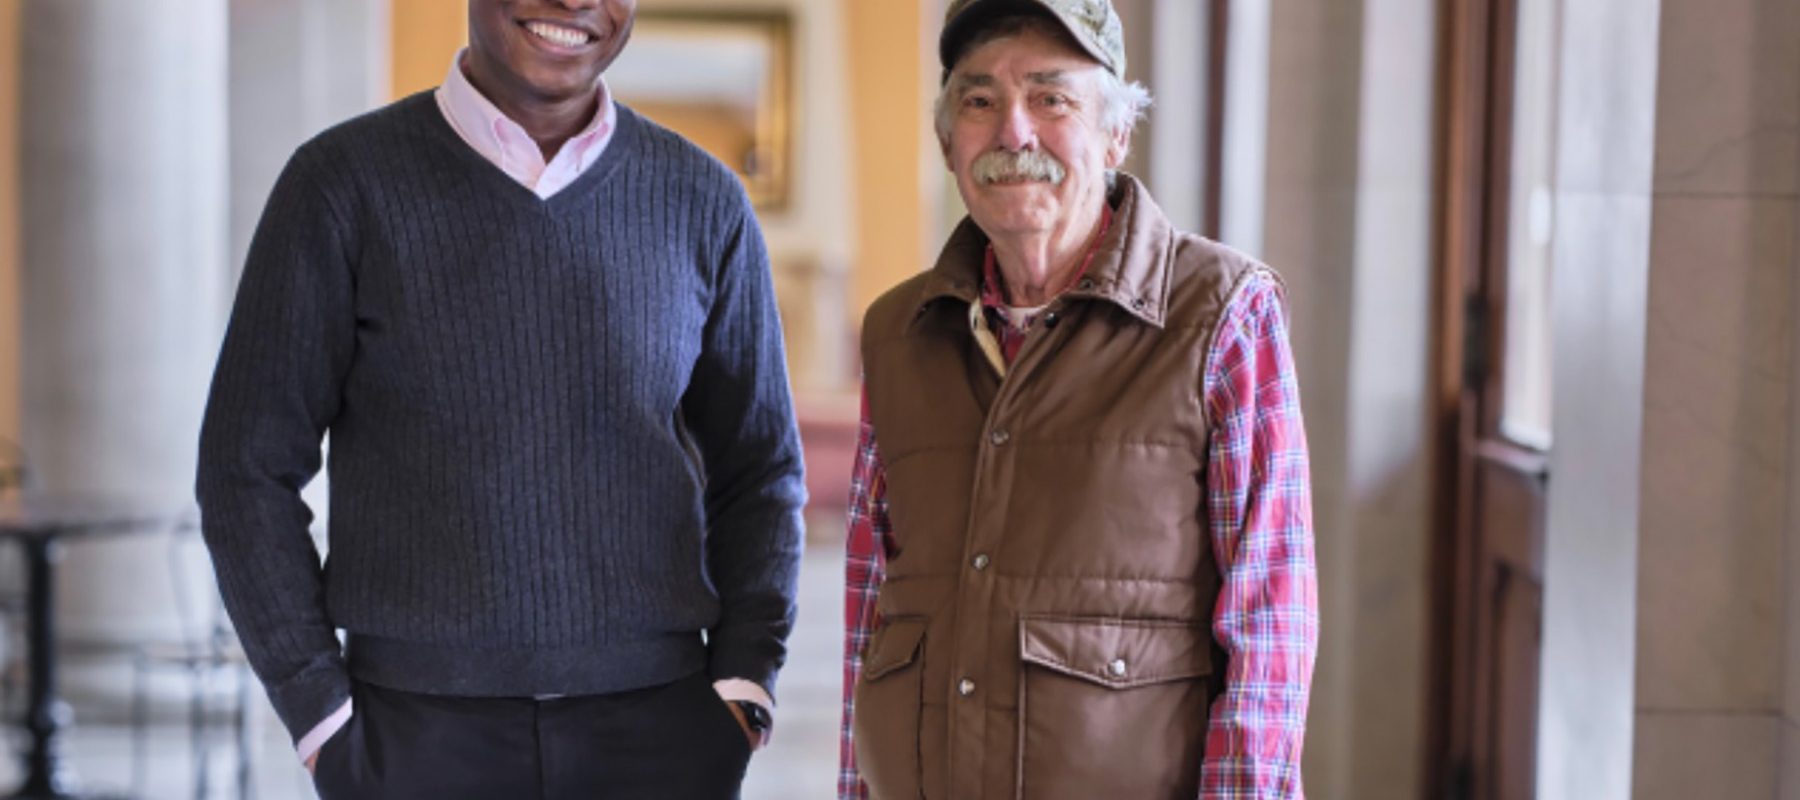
top-left (911, 173), bottom-right (1175, 330)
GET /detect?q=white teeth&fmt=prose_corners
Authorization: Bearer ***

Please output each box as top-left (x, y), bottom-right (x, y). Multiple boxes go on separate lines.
top-left (525, 21), bottom-right (590, 47)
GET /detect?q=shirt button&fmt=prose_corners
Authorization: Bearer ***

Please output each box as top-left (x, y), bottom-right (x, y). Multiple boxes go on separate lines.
top-left (971, 553), bottom-right (990, 570)
top-left (989, 428), bottom-right (1010, 446)
top-left (1108, 658), bottom-right (1128, 677)
top-left (958, 678), bottom-right (976, 696)
top-left (1078, 278), bottom-right (1096, 291)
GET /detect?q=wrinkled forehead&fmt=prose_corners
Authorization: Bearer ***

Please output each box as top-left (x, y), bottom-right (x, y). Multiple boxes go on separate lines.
top-left (947, 31), bottom-right (1104, 93)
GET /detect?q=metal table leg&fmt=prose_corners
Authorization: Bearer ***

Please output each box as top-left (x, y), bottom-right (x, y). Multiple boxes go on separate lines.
top-left (8, 536), bottom-right (128, 800)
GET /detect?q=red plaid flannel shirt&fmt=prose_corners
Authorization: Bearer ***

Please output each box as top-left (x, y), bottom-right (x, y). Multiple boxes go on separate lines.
top-left (838, 251), bottom-right (1317, 799)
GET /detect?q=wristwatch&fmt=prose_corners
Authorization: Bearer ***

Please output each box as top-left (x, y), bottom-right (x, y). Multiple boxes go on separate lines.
top-left (730, 700), bottom-right (772, 738)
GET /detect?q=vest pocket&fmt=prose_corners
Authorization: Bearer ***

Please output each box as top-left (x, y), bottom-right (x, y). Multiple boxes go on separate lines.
top-left (854, 617), bottom-right (928, 799)
top-left (1015, 616), bottom-right (1212, 800)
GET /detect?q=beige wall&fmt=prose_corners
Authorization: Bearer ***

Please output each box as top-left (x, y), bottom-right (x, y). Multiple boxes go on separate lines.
top-left (1628, 0), bottom-right (1800, 797)
top-left (846, 0), bottom-right (928, 321)
top-left (0, 0), bottom-right (17, 448)
top-left (391, 0), bottom-right (465, 99)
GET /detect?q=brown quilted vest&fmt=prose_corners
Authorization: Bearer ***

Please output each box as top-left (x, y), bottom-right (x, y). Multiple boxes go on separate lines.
top-left (853, 175), bottom-right (1268, 799)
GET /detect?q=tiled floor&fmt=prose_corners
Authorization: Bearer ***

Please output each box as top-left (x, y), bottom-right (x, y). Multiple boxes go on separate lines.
top-left (0, 543), bottom-right (846, 800)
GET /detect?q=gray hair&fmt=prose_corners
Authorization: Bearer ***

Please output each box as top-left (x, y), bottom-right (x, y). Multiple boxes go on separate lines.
top-left (933, 14), bottom-right (1153, 149)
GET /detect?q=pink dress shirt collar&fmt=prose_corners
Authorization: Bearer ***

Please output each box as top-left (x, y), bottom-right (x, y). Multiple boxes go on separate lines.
top-left (433, 48), bottom-right (617, 199)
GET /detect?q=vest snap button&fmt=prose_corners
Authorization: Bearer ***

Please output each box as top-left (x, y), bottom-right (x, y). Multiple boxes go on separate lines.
top-left (1108, 658), bottom-right (1127, 677)
top-left (1132, 297), bottom-right (1147, 309)
top-left (1043, 312), bottom-right (1060, 329)
top-left (989, 428), bottom-right (1010, 446)
top-left (971, 553), bottom-right (990, 570)
top-left (958, 678), bottom-right (976, 696)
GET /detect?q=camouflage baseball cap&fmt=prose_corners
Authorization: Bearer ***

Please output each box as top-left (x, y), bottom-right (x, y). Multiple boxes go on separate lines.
top-left (940, 0), bottom-right (1127, 76)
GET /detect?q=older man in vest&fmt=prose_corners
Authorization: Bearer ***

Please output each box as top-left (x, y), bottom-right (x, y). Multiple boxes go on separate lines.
top-left (838, 1), bottom-right (1318, 798)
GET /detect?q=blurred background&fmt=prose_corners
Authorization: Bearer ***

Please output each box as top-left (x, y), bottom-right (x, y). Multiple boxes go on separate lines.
top-left (0, 0), bottom-right (1795, 798)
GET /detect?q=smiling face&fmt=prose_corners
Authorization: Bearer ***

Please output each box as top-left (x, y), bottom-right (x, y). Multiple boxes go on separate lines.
top-left (941, 25), bottom-right (1127, 242)
top-left (466, 0), bottom-right (638, 107)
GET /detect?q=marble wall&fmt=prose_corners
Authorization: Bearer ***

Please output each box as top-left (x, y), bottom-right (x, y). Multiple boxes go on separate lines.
top-left (1253, 1), bottom-right (1437, 795)
top-left (1626, 0), bottom-right (1800, 796)
top-left (1242, 2), bottom-right (1800, 796)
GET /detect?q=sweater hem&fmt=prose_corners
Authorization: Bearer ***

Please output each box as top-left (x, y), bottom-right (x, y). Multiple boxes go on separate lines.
top-left (345, 632), bottom-right (707, 698)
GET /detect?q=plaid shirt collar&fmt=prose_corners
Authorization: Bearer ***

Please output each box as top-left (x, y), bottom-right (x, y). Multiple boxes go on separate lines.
top-left (978, 204), bottom-right (1115, 330)
top-left (911, 174), bottom-right (1173, 331)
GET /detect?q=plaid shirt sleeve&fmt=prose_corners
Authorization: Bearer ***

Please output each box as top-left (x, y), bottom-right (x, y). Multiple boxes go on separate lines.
top-left (839, 388), bottom-right (887, 800)
top-left (1198, 272), bottom-right (1319, 798)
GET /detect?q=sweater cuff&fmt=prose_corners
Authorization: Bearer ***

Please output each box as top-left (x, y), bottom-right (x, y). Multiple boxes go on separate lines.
top-left (708, 633), bottom-right (783, 702)
top-left (267, 660), bottom-right (354, 745)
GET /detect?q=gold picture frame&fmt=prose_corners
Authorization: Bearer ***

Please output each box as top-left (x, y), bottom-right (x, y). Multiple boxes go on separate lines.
top-left (609, 10), bottom-right (794, 211)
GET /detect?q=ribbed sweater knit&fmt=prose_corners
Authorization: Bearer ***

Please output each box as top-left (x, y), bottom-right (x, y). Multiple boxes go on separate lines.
top-left (196, 93), bottom-right (806, 743)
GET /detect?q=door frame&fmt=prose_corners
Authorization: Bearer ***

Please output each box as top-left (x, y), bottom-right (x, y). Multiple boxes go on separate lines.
top-left (1426, 0), bottom-right (1524, 794)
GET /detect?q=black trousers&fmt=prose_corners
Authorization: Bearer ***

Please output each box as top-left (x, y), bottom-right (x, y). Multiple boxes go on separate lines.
top-left (310, 671), bottom-right (753, 799)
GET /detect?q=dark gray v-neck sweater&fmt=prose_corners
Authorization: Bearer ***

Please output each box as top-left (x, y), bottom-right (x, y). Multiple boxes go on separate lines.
top-left (196, 93), bottom-right (806, 742)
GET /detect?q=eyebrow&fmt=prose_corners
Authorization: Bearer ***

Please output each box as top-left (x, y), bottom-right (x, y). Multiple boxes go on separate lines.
top-left (952, 74), bottom-right (996, 93)
top-left (952, 70), bottom-right (1075, 95)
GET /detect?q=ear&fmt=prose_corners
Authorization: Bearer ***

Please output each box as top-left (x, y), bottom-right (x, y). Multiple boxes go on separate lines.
top-left (1104, 125), bottom-right (1131, 170)
top-left (940, 132), bottom-right (955, 171)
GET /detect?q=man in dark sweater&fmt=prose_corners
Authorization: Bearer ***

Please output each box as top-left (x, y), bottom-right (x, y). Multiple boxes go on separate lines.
top-left (195, 0), bottom-right (805, 796)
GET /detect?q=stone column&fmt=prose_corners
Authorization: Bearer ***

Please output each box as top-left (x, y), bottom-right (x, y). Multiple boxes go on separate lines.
top-left (1218, 0), bottom-right (1271, 258)
top-left (1144, 0), bottom-right (1208, 234)
top-left (19, 0), bottom-right (228, 644)
top-left (230, 0), bottom-right (389, 285)
top-left (1530, 1), bottom-right (1662, 797)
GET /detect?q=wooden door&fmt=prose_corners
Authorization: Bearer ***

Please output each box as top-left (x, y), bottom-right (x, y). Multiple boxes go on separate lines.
top-left (1429, 0), bottom-right (1560, 796)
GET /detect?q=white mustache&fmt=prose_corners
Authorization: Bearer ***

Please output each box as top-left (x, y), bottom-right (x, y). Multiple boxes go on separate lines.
top-left (971, 149), bottom-right (1067, 185)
